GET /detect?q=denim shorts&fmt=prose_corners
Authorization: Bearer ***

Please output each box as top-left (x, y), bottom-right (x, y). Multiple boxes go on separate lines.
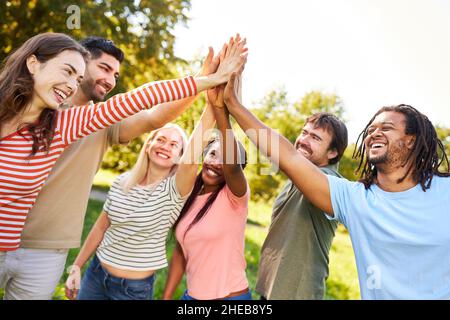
top-left (77, 254), bottom-right (155, 300)
top-left (181, 289), bottom-right (252, 300)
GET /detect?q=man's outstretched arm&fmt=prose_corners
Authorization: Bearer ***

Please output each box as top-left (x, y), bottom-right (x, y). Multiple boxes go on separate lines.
top-left (223, 73), bottom-right (334, 216)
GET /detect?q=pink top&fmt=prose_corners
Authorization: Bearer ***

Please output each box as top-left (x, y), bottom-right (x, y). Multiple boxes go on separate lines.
top-left (175, 184), bottom-right (250, 300)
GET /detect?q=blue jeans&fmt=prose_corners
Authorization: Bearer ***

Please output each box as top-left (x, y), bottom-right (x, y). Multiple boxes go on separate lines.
top-left (181, 289), bottom-right (252, 300)
top-left (77, 255), bottom-right (155, 300)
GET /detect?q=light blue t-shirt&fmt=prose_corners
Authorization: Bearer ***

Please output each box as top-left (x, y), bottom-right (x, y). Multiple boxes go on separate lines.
top-left (327, 175), bottom-right (450, 299)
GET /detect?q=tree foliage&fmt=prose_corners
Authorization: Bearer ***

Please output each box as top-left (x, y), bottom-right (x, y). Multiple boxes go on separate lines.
top-left (0, 0), bottom-right (191, 95)
top-left (338, 144), bottom-right (360, 181)
top-left (436, 126), bottom-right (450, 172)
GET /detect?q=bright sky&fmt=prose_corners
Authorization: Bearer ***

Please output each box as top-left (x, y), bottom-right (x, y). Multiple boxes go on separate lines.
top-left (173, 0), bottom-right (450, 142)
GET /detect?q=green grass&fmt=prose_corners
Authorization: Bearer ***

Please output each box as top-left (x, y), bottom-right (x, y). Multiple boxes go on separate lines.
top-left (52, 198), bottom-right (105, 300)
top-left (52, 197), bottom-right (360, 300)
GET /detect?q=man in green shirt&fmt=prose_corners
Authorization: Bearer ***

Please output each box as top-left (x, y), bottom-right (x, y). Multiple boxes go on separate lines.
top-left (256, 112), bottom-right (348, 299)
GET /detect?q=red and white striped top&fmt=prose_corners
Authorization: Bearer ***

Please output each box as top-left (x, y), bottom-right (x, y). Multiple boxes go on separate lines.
top-left (0, 76), bottom-right (197, 251)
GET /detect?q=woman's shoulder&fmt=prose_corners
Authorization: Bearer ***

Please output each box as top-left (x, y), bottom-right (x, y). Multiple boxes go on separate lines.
top-left (220, 182), bottom-right (250, 210)
top-left (109, 172), bottom-right (130, 190)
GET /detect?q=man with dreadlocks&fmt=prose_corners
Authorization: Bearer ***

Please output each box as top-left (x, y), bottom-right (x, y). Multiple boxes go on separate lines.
top-left (223, 72), bottom-right (450, 299)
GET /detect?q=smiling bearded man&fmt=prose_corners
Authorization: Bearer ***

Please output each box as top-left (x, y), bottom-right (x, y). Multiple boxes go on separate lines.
top-left (256, 112), bottom-right (348, 300)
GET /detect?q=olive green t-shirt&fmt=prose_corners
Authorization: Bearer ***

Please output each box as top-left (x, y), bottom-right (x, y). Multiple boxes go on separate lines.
top-left (255, 165), bottom-right (340, 299)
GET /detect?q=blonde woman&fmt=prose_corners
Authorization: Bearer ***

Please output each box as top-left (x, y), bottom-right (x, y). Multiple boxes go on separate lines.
top-left (66, 116), bottom-right (212, 300)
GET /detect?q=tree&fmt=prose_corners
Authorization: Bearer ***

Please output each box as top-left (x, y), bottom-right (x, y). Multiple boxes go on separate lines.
top-left (0, 0), bottom-right (191, 95)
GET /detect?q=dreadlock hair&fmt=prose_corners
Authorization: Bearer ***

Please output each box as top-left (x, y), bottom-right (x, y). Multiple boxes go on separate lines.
top-left (172, 137), bottom-right (247, 239)
top-left (354, 104), bottom-right (450, 191)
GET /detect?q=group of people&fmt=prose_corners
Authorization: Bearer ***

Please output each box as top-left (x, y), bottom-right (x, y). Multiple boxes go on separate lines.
top-left (0, 31), bottom-right (449, 301)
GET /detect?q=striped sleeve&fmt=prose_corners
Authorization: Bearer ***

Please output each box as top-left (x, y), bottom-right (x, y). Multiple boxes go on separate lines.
top-left (56, 76), bottom-right (197, 145)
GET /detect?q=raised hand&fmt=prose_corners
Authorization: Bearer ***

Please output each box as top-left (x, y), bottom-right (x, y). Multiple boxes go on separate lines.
top-left (215, 34), bottom-right (248, 84)
top-left (198, 47), bottom-right (220, 77)
top-left (206, 43), bottom-right (228, 108)
top-left (207, 84), bottom-right (226, 108)
top-left (193, 34), bottom-right (247, 92)
top-left (224, 72), bottom-right (242, 107)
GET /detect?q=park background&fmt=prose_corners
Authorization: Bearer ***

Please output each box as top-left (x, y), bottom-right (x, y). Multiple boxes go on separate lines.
top-left (1, 0), bottom-right (449, 299)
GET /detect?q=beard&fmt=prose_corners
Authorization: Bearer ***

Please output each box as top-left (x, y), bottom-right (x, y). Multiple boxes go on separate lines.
top-left (295, 142), bottom-right (312, 157)
top-left (367, 151), bottom-right (388, 164)
top-left (296, 142), bottom-right (328, 166)
top-left (79, 75), bottom-right (105, 103)
top-left (367, 141), bottom-right (408, 167)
